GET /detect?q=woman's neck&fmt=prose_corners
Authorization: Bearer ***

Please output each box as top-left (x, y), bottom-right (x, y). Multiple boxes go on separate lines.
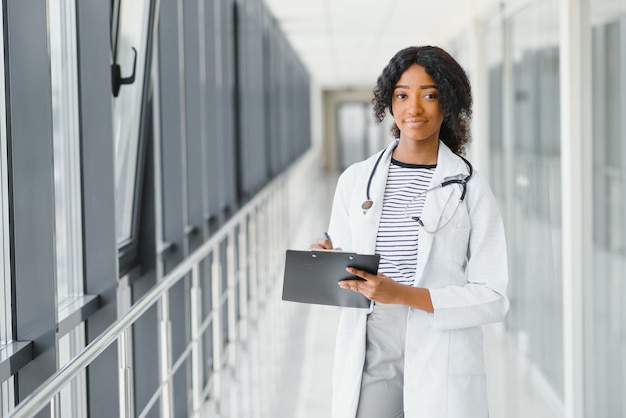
top-left (392, 139), bottom-right (439, 165)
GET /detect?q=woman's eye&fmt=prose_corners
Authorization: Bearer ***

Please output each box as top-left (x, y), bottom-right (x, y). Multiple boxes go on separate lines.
top-left (424, 93), bottom-right (438, 100)
top-left (395, 93), bottom-right (407, 99)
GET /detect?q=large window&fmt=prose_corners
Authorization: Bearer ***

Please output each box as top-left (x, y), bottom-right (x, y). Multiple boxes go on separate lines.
top-left (50, 0), bottom-right (83, 308)
top-left (112, 0), bottom-right (153, 248)
top-left (49, 0), bottom-right (87, 416)
top-left (0, 2), bottom-right (14, 414)
top-left (589, 3), bottom-right (626, 416)
top-left (0, 0), bottom-right (10, 349)
top-left (487, 0), bottom-right (564, 402)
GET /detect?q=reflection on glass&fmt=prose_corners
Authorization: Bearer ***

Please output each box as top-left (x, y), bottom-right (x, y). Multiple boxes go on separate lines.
top-left (509, 0), bottom-right (564, 399)
top-left (0, 0), bottom-right (9, 347)
top-left (487, 0), bottom-right (564, 404)
top-left (0, 4), bottom-right (15, 413)
top-left (113, 0), bottom-right (151, 245)
top-left (590, 2), bottom-right (626, 416)
top-left (58, 327), bottom-right (87, 417)
top-left (50, 0), bottom-right (83, 305)
top-left (49, 0), bottom-right (87, 416)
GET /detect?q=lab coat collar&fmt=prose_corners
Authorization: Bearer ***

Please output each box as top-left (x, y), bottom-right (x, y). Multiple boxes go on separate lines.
top-left (362, 139), bottom-right (469, 227)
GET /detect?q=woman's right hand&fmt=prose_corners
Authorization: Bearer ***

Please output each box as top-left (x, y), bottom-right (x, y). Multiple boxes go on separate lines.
top-left (309, 237), bottom-right (334, 250)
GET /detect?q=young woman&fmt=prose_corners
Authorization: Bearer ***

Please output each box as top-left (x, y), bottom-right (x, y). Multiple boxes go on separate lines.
top-left (311, 46), bottom-right (509, 418)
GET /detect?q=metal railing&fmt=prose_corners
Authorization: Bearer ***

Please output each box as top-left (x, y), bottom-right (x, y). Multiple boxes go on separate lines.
top-left (7, 149), bottom-right (319, 418)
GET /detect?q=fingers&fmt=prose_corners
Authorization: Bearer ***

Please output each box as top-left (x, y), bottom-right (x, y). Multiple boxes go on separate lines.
top-left (309, 238), bottom-right (333, 250)
top-left (340, 267), bottom-right (371, 293)
top-left (345, 266), bottom-right (369, 280)
top-left (338, 279), bottom-right (364, 293)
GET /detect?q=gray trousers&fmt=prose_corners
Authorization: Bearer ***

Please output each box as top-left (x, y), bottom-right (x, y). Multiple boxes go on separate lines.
top-left (355, 303), bottom-right (408, 418)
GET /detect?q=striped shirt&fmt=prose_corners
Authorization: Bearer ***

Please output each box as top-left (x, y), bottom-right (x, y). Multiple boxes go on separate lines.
top-left (375, 158), bottom-right (436, 286)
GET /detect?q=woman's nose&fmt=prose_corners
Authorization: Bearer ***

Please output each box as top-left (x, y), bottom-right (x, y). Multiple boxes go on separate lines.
top-left (408, 98), bottom-right (422, 115)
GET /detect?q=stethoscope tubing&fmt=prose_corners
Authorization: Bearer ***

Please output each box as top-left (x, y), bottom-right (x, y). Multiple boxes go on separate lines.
top-left (363, 148), bottom-right (473, 211)
top-left (365, 150), bottom-right (387, 203)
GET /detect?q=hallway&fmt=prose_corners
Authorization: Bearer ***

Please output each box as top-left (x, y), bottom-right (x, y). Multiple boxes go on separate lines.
top-left (2, 1), bottom-right (626, 416)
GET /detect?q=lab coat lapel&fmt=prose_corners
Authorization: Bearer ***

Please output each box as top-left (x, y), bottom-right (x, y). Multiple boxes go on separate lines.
top-left (355, 140), bottom-right (396, 254)
top-left (414, 142), bottom-right (467, 285)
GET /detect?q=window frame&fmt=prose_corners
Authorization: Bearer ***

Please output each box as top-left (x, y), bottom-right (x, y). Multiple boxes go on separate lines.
top-left (111, 0), bottom-right (158, 274)
top-left (0, 0), bottom-right (11, 347)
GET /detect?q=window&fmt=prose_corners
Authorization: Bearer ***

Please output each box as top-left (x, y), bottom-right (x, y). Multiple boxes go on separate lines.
top-left (0, 0), bottom-right (10, 348)
top-left (112, 0), bottom-right (153, 248)
top-left (49, 0), bottom-right (87, 416)
top-left (0, 2), bottom-right (15, 414)
top-left (50, 0), bottom-right (84, 305)
top-left (487, 0), bottom-right (564, 402)
top-left (589, 3), bottom-right (626, 416)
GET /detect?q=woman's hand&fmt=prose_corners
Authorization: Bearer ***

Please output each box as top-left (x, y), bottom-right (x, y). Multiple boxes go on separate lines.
top-left (340, 267), bottom-right (434, 312)
top-left (309, 238), bottom-right (331, 250)
top-left (339, 267), bottom-right (404, 304)
top-left (309, 235), bottom-right (340, 251)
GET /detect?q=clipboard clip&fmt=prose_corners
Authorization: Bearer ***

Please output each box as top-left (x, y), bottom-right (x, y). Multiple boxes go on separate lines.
top-left (310, 252), bottom-right (354, 261)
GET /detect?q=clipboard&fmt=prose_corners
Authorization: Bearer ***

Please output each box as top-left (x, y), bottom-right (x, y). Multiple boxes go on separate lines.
top-left (281, 249), bottom-right (380, 308)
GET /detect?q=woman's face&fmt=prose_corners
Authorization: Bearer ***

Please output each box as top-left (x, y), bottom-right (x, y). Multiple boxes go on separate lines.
top-left (391, 64), bottom-right (443, 146)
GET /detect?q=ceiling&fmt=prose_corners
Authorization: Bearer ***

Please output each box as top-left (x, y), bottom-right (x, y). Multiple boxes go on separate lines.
top-left (263, 0), bottom-right (499, 90)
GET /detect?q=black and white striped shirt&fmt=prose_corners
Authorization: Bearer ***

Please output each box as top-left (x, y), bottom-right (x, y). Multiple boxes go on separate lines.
top-left (375, 158), bottom-right (436, 286)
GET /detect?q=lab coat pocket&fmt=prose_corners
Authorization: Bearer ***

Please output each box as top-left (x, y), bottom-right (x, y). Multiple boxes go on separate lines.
top-left (431, 223), bottom-right (470, 271)
top-left (447, 375), bottom-right (489, 418)
top-left (448, 326), bottom-right (485, 376)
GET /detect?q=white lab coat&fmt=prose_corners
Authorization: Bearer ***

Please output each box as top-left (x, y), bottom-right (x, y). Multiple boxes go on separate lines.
top-left (327, 140), bottom-right (509, 418)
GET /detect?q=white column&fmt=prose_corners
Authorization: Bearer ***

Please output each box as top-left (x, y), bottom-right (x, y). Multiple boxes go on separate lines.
top-left (559, 1), bottom-right (591, 417)
top-left (468, 17), bottom-right (490, 179)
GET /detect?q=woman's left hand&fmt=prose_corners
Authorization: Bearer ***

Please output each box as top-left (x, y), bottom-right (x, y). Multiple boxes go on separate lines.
top-left (339, 267), bottom-right (404, 305)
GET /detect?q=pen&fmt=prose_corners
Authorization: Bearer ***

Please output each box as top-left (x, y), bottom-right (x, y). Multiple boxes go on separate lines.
top-left (324, 232), bottom-right (333, 248)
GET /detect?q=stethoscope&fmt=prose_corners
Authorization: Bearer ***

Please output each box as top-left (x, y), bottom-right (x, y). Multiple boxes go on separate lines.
top-left (362, 149), bottom-right (474, 232)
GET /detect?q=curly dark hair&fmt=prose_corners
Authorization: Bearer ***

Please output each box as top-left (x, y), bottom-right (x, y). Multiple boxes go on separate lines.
top-left (372, 46), bottom-right (473, 155)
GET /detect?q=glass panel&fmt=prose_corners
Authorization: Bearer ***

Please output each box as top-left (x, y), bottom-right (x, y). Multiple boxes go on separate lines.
top-left (58, 326), bottom-right (88, 418)
top-left (49, 1), bottom-right (87, 416)
top-left (0, 0), bottom-right (10, 347)
top-left (589, 2), bottom-right (626, 416)
top-left (50, 0), bottom-right (84, 303)
top-left (113, 0), bottom-right (152, 245)
top-left (508, 0), bottom-right (564, 399)
top-left (485, 15), bottom-right (505, 202)
top-left (0, 2), bottom-right (14, 413)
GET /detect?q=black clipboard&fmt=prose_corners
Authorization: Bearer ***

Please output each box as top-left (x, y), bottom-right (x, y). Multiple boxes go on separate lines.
top-left (281, 249), bottom-right (380, 308)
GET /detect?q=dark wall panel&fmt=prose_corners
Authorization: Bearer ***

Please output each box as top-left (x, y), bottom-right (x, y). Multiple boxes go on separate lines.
top-left (183, 0), bottom-right (204, 252)
top-left (158, 0), bottom-right (185, 272)
top-left (5, 0), bottom-right (57, 405)
top-left (75, 1), bottom-right (120, 415)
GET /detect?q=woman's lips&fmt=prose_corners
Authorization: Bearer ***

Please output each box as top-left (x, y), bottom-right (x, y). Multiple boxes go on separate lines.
top-left (404, 118), bottom-right (427, 128)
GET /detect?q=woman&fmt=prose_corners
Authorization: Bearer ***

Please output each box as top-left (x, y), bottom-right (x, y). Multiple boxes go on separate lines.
top-left (311, 46), bottom-right (509, 418)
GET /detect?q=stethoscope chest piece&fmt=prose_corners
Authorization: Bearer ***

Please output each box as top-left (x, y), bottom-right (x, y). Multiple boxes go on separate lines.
top-left (361, 150), bottom-right (386, 215)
